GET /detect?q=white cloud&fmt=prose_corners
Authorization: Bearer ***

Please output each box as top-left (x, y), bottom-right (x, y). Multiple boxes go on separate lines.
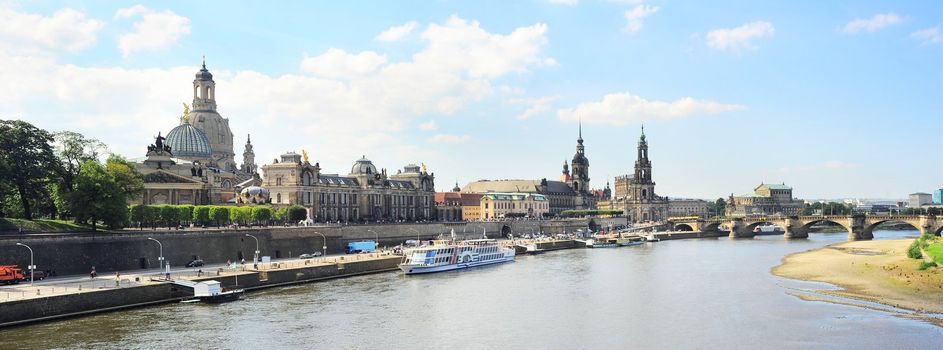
top-left (0, 7), bottom-right (104, 55)
top-left (706, 21), bottom-right (774, 53)
top-left (557, 92), bottom-right (745, 126)
top-left (843, 13), bottom-right (900, 34)
top-left (115, 6), bottom-right (191, 57)
top-left (1, 15), bottom-right (551, 172)
top-left (511, 96), bottom-right (557, 120)
top-left (376, 21), bottom-right (418, 42)
top-left (429, 134), bottom-right (471, 144)
top-left (821, 160), bottom-right (860, 170)
top-left (300, 48), bottom-right (388, 79)
top-left (548, 0), bottom-right (579, 5)
top-left (623, 5), bottom-right (659, 33)
top-left (419, 120), bottom-right (438, 131)
top-left (912, 26), bottom-right (943, 44)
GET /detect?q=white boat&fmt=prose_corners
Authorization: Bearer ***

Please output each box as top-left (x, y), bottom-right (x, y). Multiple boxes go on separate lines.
top-left (399, 239), bottom-right (515, 275)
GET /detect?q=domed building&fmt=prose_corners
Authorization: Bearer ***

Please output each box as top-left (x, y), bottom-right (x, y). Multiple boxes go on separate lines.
top-left (237, 185), bottom-right (270, 204)
top-left (129, 60), bottom-right (258, 206)
top-left (165, 123), bottom-right (213, 160)
top-left (261, 153), bottom-right (436, 223)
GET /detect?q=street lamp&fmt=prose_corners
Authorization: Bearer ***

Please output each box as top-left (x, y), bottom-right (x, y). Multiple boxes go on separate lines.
top-left (245, 233), bottom-right (260, 263)
top-left (15, 243), bottom-right (34, 286)
top-left (146, 237), bottom-right (164, 271)
top-left (314, 231), bottom-right (327, 256)
top-left (407, 228), bottom-right (421, 243)
top-left (367, 229), bottom-right (380, 248)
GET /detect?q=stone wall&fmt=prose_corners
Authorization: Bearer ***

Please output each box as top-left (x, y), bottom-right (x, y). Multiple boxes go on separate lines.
top-left (0, 221), bottom-right (567, 276)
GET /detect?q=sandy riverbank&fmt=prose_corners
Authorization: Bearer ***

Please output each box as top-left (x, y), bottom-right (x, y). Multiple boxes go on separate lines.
top-left (773, 239), bottom-right (943, 319)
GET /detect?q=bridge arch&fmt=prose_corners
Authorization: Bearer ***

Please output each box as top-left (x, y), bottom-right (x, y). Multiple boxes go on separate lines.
top-left (673, 223), bottom-right (695, 231)
top-left (703, 222), bottom-right (727, 232)
top-left (743, 221), bottom-right (786, 235)
top-left (863, 219), bottom-right (922, 238)
top-left (932, 224), bottom-right (943, 236)
top-left (800, 219), bottom-right (850, 235)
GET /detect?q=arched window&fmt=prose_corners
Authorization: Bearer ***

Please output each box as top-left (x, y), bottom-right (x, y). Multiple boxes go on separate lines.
top-left (642, 189), bottom-right (647, 199)
top-left (207, 86), bottom-right (213, 100)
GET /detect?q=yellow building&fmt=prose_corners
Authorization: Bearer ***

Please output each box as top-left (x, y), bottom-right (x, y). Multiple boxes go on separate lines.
top-left (478, 192), bottom-right (549, 220)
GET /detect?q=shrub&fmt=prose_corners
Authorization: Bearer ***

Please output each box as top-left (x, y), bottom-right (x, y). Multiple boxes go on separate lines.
top-left (209, 206), bottom-right (229, 227)
top-left (129, 205), bottom-right (145, 229)
top-left (193, 206), bottom-right (210, 226)
top-left (917, 261), bottom-right (937, 271)
top-left (251, 206), bottom-right (272, 225)
top-left (287, 204), bottom-right (307, 222)
top-left (907, 239), bottom-right (923, 259)
top-left (143, 205), bottom-right (159, 228)
top-left (177, 205), bottom-right (194, 226)
top-left (159, 205), bottom-right (178, 228)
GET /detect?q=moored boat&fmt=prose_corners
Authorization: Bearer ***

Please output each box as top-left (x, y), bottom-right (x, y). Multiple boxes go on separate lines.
top-left (399, 239), bottom-right (515, 275)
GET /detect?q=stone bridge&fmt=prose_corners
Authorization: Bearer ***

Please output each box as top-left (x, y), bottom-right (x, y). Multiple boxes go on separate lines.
top-left (668, 215), bottom-right (943, 240)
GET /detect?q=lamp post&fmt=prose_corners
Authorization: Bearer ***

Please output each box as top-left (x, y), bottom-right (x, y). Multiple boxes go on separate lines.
top-left (15, 243), bottom-right (34, 286)
top-left (367, 229), bottom-right (380, 249)
top-left (314, 231), bottom-right (327, 256)
top-left (245, 233), bottom-right (260, 263)
top-left (407, 228), bottom-right (421, 243)
top-left (146, 237), bottom-right (164, 271)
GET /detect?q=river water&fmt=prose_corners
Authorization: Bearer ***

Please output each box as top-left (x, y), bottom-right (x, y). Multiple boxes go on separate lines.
top-left (4, 230), bottom-right (942, 349)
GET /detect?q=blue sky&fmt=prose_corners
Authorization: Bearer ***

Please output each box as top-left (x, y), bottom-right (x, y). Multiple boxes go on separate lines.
top-left (2, 1), bottom-right (941, 199)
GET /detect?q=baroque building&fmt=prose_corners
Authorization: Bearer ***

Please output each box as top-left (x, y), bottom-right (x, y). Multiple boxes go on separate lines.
top-left (131, 60), bottom-right (257, 205)
top-left (725, 183), bottom-right (804, 216)
top-left (261, 153), bottom-right (436, 222)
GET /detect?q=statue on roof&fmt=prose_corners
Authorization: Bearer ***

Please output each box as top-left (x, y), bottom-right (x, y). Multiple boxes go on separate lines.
top-left (421, 162), bottom-right (427, 174)
top-left (182, 102), bottom-right (191, 122)
top-left (302, 149), bottom-right (309, 164)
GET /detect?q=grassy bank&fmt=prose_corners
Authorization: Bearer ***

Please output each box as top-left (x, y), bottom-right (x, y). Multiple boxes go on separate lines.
top-left (0, 218), bottom-right (92, 233)
top-left (773, 239), bottom-right (943, 316)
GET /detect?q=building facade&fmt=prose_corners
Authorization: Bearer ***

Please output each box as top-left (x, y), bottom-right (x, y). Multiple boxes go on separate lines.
top-left (478, 192), bottom-right (549, 220)
top-left (725, 183), bottom-right (804, 216)
top-left (261, 154), bottom-right (435, 222)
top-left (668, 198), bottom-right (709, 218)
top-left (909, 193), bottom-right (932, 208)
top-left (934, 189), bottom-right (943, 204)
top-left (463, 179), bottom-right (577, 215)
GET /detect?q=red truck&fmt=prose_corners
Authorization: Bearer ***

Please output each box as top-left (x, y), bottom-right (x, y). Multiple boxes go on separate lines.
top-left (0, 265), bottom-right (25, 284)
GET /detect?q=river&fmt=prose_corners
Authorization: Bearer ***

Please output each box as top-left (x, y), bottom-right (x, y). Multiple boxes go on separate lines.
top-left (4, 230), bottom-right (941, 349)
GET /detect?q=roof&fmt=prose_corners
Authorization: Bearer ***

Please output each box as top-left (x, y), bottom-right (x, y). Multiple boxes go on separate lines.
top-left (385, 180), bottom-right (415, 189)
top-left (462, 179), bottom-right (575, 195)
top-left (758, 183), bottom-right (792, 190)
top-left (460, 193), bottom-right (483, 206)
top-left (318, 175), bottom-right (359, 186)
top-left (436, 192), bottom-right (462, 203)
top-left (165, 123), bottom-right (212, 158)
top-left (910, 192), bottom-right (932, 195)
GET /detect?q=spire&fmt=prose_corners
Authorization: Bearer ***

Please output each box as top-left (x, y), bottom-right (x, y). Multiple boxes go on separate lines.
top-left (246, 134), bottom-right (251, 144)
top-left (202, 55), bottom-right (206, 69)
top-left (578, 116), bottom-right (583, 142)
top-left (640, 123), bottom-right (646, 141)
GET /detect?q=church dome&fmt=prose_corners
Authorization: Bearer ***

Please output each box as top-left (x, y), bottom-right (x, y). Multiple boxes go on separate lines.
top-left (166, 123), bottom-right (213, 159)
top-left (351, 156), bottom-right (377, 175)
top-left (195, 65), bottom-right (213, 81)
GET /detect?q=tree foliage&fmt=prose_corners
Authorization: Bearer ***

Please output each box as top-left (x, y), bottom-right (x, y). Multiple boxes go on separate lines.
top-left (287, 204), bottom-right (307, 221)
top-left (0, 120), bottom-right (59, 219)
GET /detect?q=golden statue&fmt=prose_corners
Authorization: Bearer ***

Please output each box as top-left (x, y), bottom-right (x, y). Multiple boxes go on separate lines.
top-left (182, 102), bottom-right (191, 122)
top-left (302, 150), bottom-right (309, 163)
top-left (421, 162), bottom-right (427, 173)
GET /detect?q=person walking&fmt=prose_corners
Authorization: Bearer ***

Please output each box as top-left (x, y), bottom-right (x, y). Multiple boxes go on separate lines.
top-left (115, 272), bottom-right (121, 287)
top-left (90, 266), bottom-right (97, 279)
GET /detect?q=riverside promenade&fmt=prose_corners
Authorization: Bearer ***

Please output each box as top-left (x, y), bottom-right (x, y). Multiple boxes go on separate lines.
top-left (0, 253), bottom-right (399, 328)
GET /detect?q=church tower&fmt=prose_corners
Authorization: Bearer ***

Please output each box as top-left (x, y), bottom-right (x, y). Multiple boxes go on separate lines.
top-left (185, 57), bottom-right (235, 171)
top-left (623, 124), bottom-right (667, 222)
top-left (634, 125), bottom-right (653, 186)
top-left (242, 134), bottom-right (256, 174)
top-left (569, 120), bottom-right (590, 193)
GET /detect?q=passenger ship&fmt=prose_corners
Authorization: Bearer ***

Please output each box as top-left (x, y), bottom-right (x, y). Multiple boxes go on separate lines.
top-left (398, 239), bottom-right (515, 275)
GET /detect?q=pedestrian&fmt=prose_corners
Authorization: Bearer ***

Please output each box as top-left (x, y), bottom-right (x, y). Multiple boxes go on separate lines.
top-left (197, 269), bottom-right (203, 277)
top-left (115, 272), bottom-right (121, 287)
top-left (241, 258), bottom-right (245, 265)
top-left (90, 266), bottom-right (97, 279)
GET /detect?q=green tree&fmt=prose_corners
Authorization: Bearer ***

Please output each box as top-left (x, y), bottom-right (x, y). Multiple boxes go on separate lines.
top-left (159, 205), bottom-right (178, 228)
top-left (143, 205), bottom-right (159, 229)
top-left (129, 204), bottom-right (146, 229)
top-left (273, 207), bottom-right (286, 222)
top-left (193, 206), bottom-right (210, 226)
top-left (0, 120), bottom-right (59, 219)
top-left (52, 131), bottom-right (105, 218)
top-left (70, 160), bottom-right (124, 231)
top-left (105, 155), bottom-right (144, 200)
top-left (209, 206), bottom-right (229, 227)
top-left (287, 204), bottom-right (307, 222)
top-left (177, 205), bottom-right (194, 226)
top-left (252, 206), bottom-right (272, 225)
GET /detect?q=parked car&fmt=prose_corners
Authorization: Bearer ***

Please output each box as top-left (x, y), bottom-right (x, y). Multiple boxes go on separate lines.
top-left (299, 252), bottom-right (323, 259)
top-left (186, 259), bottom-right (205, 268)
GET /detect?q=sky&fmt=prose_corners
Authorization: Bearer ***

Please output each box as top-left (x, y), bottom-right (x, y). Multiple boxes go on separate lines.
top-left (2, 0), bottom-right (941, 200)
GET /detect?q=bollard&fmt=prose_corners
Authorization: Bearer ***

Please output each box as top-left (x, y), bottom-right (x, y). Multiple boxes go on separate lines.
top-left (37, 289), bottom-right (41, 295)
